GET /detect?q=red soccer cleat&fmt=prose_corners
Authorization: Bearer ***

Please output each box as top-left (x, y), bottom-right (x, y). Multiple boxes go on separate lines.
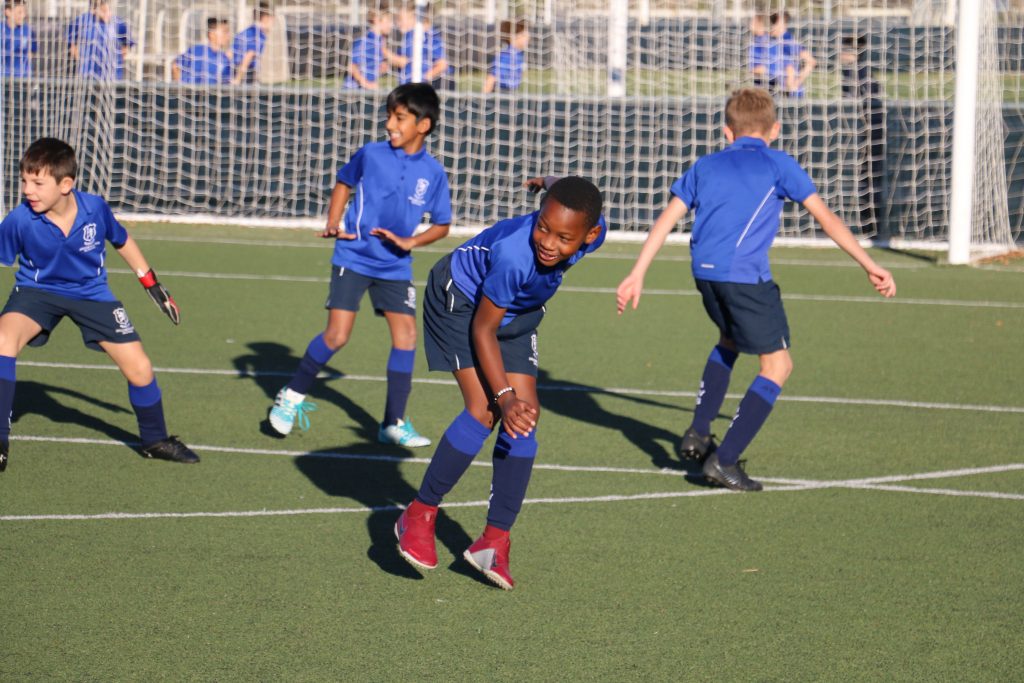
top-left (395, 500), bottom-right (439, 570)
top-left (463, 525), bottom-right (515, 591)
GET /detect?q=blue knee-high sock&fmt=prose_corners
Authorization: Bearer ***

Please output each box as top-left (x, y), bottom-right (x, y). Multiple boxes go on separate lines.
top-left (690, 345), bottom-right (738, 436)
top-left (288, 334), bottom-right (336, 395)
top-left (716, 376), bottom-right (782, 466)
top-left (487, 429), bottom-right (538, 531)
top-left (416, 410), bottom-right (491, 506)
top-left (0, 356), bottom-right (16, 442)
top-left (129, 379), bottom-right (168, 447)
top-left (384, 348), bottom-right (415, 426)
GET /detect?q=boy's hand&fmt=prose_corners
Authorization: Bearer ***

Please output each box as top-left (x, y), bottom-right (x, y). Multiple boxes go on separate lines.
top-left (497, 394), bottom-right (538, 439)
top-left (524, 176), bottom-right (546, 193)
top-left (616, 273), bottom-right (644, 314)
top-left (868, 265), bottom-right (896, 298)
top-left (371, 227), bottom-right (414, 251)
top-left (138, 270), bottom-right (180, 325)
top-left (322, 225), bottom-right (356, 240)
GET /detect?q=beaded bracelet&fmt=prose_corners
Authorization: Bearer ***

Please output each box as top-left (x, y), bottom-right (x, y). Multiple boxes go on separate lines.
top-left (493, 386), bottom-right (516, 403)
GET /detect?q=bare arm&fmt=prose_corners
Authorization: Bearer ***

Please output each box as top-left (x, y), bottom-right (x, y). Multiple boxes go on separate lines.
top-left (232, 50), bottom-right (257, 84)
top-left (171, 62), bottom-right (181, 82)
top-left (802, 193), bottom-right (895, 297)
top-left (114, 235), bottom-right (152, 276)
top-left (348, 62), bottom-right (377, 89)
top-left (616, 197), bottom-right (689, 313)
top-left (321, 182), bottom-right (355, 240)
top-left (370, 223), bottom-right (450, 251)
top-left (382, 44), bottom-right (408, 68)
top-left (472, 296), bottom-right (538, 437)
top-left (425, 57), bottom-right (448, 81)
top-left (483, 73), bottom-right (496, 93)
top-left (792, 49), bottom-right (817, 91)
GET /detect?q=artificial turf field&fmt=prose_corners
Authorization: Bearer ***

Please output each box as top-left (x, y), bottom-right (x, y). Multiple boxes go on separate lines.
top-left (1, 222), bottom-right (1022, 681)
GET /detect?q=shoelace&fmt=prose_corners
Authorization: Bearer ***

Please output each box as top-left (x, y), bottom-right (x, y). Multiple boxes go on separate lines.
top-left (289, 400), bottom-right (318, 431)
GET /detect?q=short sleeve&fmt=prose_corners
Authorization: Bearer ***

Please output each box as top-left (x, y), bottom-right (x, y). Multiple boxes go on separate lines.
top-left (670, 165), bottom-right (698, 210)
top-left (488, 54), bottom-right (499, 77)
top-left (431, 32), bottom-right (445, 61)
top-left (66, 17), bottom-right (79, 45)
top-left (350, 37), bottom-right (365, 67)
top-left (774, 154), bottom-right (817, 203)
top-left (103, 204), bottom-right (129, 247)
top-left (336, 145), bottom-right (367, 186)
top-left (0, 211), bottom-right (23, 266)
top-left (174, 51), bottom-right (187, 71)
top-left (116, 19), bottom-right (135, 48)
top-left (426, 170), bottom-right (452, 225)
top-left (480, 243), bottom-right (527, 309)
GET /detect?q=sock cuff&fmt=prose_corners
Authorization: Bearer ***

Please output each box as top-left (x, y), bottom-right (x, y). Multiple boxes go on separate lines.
top-left (128, 379), bottom-right (162, 407)
top-left (494, 429), bottom-right (538, 458)
top-left (750, 375), bottom-right (782, 405)
top-left (710, 345), bottom-right (739, 369)
top-left (0, 355), bottom-right (15, 381)
top-left (307, 334), bottom-right (336, 365)
top-left (444, 410), bottom-right (492, 455)
top-left (387, 347), bottom-right (416, 373)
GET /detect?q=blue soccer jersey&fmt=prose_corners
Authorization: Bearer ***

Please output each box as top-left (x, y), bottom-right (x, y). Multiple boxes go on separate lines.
top-left (176, 44), bottom-right (231, 84)
top-left (489, 46), bottom-right (524, 90)
top-left (672, 136), bottom-right (816, 284)
top-left (768, 32), bottom-right (806, 95)
top-left (67, 13), bottom-right (133, 80)
top-left (344, 31), bottom-right (386, 89)
top-left (1, 22), bottom-right (37, 78)
top-left (0, 190), bottom-right (129, 302)
top-left (449, 210), bottom-right (606, 325)
top-left (334, 141), bottom-right (452, 280)
top-left (398, 28), bottom-right (449, 84)
top-left (748, 34), bottom-right (770, 75)
top-left (232, 25), bottom-right (266, 77)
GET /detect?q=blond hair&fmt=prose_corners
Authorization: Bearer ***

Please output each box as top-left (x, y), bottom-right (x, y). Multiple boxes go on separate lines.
top-left (725, 88), bottom-right (777, 137)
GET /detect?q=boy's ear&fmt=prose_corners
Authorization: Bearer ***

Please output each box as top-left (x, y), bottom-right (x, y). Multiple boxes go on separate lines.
top-left (768, 121), bottom-right (781, 142)
top-left (415, 116), bottom-right (432, 135)
top-left (58, 176), bottom-right (75, 194)
top-left (723, 125), bottom-right (736, 143)
top-left (583, 224), bottom-right (602, 245)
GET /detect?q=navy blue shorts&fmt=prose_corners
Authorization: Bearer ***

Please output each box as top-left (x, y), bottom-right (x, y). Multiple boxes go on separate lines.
top-left (1, 286), bottom-right (141, 351)
top-left (695, 278), bottom-right (791, 354)
top-left (423, 254), bottom-right (543, 377)
top-left (325, 266), bottom-right (416, 317)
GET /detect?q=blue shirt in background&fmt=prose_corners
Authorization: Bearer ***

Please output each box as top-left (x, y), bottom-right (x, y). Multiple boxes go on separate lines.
top-left (232, 25), bottom-right (266, 80)
top-left (0, 190), bottom-right (129, 302)
top-left (334, 141), bottom-right (452, 281)
top-left (748, 34), bottom-right (770, 76)
top-left (175, 44), bottom-right (231, 84)
top-left (672, 136), bottom-right (816, 284)
top-left (398, 28), bottom-right (449, 84)
top-left (67, 13), bottom-right (133, 80)
top-left (768, 31), bottom-right (806, 96)
top-left (344, 30), bottom-right (386, 89)
top-left (450, 210), bottom-right (606, 324)
top-left (1, 22), bottom-right (37, 77)
top-left (489, 46), bottom-right (524, 90)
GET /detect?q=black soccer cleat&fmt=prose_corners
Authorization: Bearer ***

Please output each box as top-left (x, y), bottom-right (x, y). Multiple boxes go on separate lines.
top-left (0, 439), bottom-right (8, 472)
top-left (678, 427), bottom-right (716, 462)
top-left (141, 436), bottom-right (200, 464)
top-left (702, 452), bottom-right (762, 492)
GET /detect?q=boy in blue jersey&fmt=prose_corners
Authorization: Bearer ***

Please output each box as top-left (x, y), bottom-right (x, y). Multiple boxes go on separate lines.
top-left (747, 14), bottom-right (770, 90)
top-left (232, 3), bottom-right (273, 85)
top-left (483, 19), bottom-right (529, 93)
top-left (67, 0), bottom-right (134, 81)
top-left (386, 3), bottom-right (451, 89)
top-left (395, 177), bottom-right (605, 590)
top-left (0, 138), bottom-right (198, 472)
top-left (617, 89), bottom-right (895, 491)
top-left (2, 0), bottom-right (36, 78)
top-left (268, 83), bottom-right (451, 447)
top-left (173, 17), bottom-right (232, 85)
top-left (767, 11), bottom-right (816, 97)
top-left (345, 5), bottom-right (392, 90)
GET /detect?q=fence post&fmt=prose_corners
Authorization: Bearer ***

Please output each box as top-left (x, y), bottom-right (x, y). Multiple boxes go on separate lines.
top-left (948, 0), bottom-right (981, 264)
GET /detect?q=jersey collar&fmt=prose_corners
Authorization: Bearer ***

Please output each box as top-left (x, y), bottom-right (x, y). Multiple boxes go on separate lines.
top-left (390, 143), bottom-right (426, 161)
top-left (732, 136), bottom-right (769, 149)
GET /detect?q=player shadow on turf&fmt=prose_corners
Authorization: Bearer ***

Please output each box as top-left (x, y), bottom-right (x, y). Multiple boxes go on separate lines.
top-left (232, 342), bottom-right (383, 444)
top-left (13, 380), bottom-right (139, 448)
top-left (537, 369), bottom-right (712, 484)
top-left (294, 451), bottom-right (491, 586)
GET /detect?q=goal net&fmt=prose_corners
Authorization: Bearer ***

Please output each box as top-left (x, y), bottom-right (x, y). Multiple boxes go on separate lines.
top-left (0, 0), bottom-right (1020, 258)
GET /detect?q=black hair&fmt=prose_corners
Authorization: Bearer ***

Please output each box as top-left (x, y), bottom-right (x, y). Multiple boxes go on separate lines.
top-left (386, 83), bottom-right (440, 135)
top-left (207, 16), bottom-right (228, 32)
top-left (5, 0), bottom-right (26, 9)
top-left (769, 10), bottom-right (790, 24)
top-left (255, 2), bottom-right (272, 20)
top-left (545, 176), bottom-right (602, 228)
top-left (20, 138), bottom-right (77, 182)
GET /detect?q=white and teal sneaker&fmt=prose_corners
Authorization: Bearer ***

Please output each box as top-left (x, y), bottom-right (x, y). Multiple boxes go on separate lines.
top-left (269, 387), bottom-right (317, 436)
top-left (378, 419), bottom-right (431, 448)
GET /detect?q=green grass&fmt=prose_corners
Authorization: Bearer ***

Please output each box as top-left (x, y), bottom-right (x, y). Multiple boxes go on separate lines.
top-left (1, 223), bottom-right (1022, 680)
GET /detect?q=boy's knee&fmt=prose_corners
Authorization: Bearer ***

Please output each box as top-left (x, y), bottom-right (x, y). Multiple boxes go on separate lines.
top-left (321, 329), bottom-right (350, 350)
top-left (123, 358), bottom-right (155, 386)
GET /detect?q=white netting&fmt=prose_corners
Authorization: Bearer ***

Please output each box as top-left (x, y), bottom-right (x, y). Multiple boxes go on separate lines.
top-left (0, 0), bottom-right (1019, 255)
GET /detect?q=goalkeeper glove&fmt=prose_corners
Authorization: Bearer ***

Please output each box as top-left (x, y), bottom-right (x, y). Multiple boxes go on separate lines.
top-left (138, 269), bottom-right (180, 325)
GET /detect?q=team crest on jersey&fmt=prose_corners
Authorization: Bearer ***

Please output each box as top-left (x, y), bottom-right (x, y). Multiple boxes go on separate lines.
top-left (79, 223), bottom-right (98, 253)
top-left (409, 178), bottom-right (429, 207)
top-left (112, 307), bottom-right (135, 334)
top-left (404, 286), bottom-right (417, 309)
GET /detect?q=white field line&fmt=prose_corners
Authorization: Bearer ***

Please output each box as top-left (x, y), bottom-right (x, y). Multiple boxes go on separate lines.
top-left (18, 359), bottom-right (1024, 415)
top-left (130, 234), bottom-right (931, 270)
top-left (101, 267), bottom-right (1024, 310)
top-left (0, 436), bottom-right (1020, 521)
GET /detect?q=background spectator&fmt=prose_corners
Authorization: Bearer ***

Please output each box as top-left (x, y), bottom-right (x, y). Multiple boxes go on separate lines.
top-left (483, 19), bottom-right (529, 93)
top-left (748, 14), bottom-right (770, 90)
top-left (67, 0), bottom-right (134, 81)
top-left (387, 3), bottom-right (451, 89)
top-left (173, 17), bottom-right (232, 85)
top-left (232, 2), bottom-right (274, 85)
top-left (768, 11), bottom-right (816, 97)
top-left (2, 0), bottom-right (36, 78)
top-left (345, 4), bottom-right (392, 90)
